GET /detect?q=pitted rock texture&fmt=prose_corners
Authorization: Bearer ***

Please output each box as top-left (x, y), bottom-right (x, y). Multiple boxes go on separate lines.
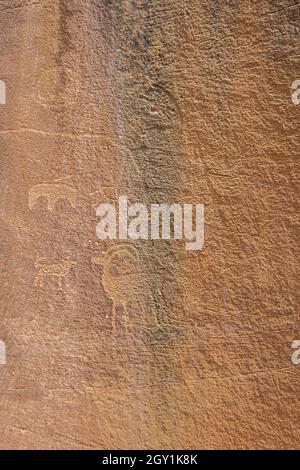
top-left (0, 0), bottom-right (299, 449)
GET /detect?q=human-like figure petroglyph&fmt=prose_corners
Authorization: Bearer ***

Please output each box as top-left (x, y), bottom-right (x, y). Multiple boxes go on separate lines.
top-left (0, 80), bottom-right (6, 105)
top-left (29, 183), bottom-right (76, 212)
top-left (92, 245), bottom-right (157, 329)
top-left (34, 258), bottom-right (76, 289)
top-left (0, 340), bottom-right (6, 365)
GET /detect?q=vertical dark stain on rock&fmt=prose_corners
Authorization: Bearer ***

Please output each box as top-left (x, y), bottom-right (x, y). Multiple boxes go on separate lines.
top-left (101, 0), bottom-right (186, 445)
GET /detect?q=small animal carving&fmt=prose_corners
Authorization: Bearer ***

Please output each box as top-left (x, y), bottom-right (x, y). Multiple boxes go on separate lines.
top-left (29, 183), bottom-right (76, 212)
top-left (0, 80), bottom-right (6, 105)
top-left (34, 258), bottom-right (76, 289)
top-left (92, 245), bottom-right (143, 329)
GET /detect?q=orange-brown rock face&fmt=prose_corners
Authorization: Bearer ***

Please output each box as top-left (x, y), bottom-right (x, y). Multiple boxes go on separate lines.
top-left (0, 0), bottom-right (299, 449)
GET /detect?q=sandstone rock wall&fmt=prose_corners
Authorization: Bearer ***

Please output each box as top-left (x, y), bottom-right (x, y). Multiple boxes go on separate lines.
top-left (0, 0), bottom-right (299, 449)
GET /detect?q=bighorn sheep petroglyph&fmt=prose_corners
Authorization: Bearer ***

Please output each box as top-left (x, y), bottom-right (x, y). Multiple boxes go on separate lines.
top-left (91, 245), bottom-right (142, 330)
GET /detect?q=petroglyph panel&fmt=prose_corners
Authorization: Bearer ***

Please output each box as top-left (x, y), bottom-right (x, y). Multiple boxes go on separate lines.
top-left (0, 0), bottom-right (299, 451)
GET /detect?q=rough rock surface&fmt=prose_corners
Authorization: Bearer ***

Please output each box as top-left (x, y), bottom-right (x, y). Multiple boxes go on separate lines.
top-left (0, 0), bottom-right (299, 449)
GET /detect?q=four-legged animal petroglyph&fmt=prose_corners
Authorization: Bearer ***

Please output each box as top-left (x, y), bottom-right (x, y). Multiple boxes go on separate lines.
top-left (34, 258), bottom-right (76, 289)
top-left (29, 183), bottom-right (76, 212)
top-left (92, 245), bottom-right (157, 330)
top-left (92, 245), bottom-right (139, 329)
